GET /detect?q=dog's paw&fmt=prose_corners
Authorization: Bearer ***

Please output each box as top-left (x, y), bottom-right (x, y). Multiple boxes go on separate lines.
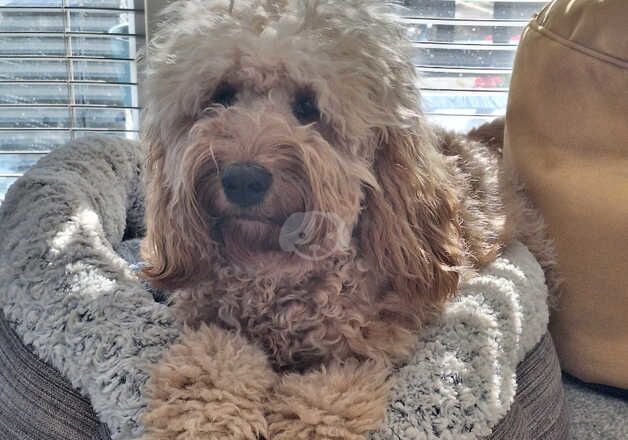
top-left (141, 324), bottom-right (278, 440)
top-left (267, 359), bottom-right (392, 440)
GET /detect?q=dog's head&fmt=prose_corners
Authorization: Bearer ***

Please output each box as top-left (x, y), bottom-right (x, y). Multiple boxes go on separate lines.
top-left (141, 0), bottom-right (465, 312)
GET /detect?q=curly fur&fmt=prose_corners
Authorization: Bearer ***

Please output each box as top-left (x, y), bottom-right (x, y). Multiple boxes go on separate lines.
top-left (139, 0), bottom-right (556, 438)
top-left (142, 325), bottom-right (277, 439)
top-left (268, 359), bottom-right (391, 439)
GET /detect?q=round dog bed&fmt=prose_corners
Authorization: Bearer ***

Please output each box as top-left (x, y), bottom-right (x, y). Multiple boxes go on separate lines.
top-left (0, 136), bottom-right (568, 439)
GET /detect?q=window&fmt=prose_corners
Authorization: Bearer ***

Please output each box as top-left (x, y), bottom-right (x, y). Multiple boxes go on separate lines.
top-left (0, 0), bottom-right (143, 202)
top-left (398, 0), bottom-right (548, 132)
top-left (0, 1), bottom-right (550, 202)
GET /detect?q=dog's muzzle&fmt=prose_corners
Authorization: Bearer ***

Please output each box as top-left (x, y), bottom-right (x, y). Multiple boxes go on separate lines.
top-left (221, 162), bottom-right (273, 208)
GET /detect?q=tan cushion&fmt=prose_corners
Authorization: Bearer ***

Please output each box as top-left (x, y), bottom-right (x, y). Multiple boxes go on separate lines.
top-left (504, 0), bottom-right (628, 389)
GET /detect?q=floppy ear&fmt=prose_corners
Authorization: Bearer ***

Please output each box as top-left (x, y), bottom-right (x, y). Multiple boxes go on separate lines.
top-left (140, 137), bottom-right (216, 290)
top-left (359, 126), bottom-right (466, 324)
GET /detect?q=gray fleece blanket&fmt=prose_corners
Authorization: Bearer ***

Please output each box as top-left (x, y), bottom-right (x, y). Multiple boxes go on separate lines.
top-left (0, 137), bottom-right (550, 439)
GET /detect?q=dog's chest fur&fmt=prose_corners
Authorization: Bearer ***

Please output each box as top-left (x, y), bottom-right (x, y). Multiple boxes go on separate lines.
top-left (173, 249), bottom-right (413, 372)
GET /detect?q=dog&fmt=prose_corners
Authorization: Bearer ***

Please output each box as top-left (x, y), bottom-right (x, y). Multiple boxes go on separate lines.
top-left (139, 1), bottom-right (556, 438)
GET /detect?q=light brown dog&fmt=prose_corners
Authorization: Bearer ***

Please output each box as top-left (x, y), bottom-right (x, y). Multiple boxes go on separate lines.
top-left (139, 1), bottom-right (556, 438)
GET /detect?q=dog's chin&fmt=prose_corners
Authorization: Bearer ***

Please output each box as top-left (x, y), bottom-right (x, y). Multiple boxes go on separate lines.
top-left (218, 215), bottom-right (283, 256)
top-left (216, 214), bottom-right (322, 277)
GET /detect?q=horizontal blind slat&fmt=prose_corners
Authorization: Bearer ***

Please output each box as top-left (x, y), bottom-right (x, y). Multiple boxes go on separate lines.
top-left (413, 42), bottom-right (518, 49)
top-left (0, 83), bottom-right (136, 106)
top-left (403, 17), bottom-right (530, 26)
top-left (0, 80), bottom-right (136, 84)
top-left (0, 104), bottom-right (141, 109)
top-left (0, 31), bottom-right (141, 37)
top-left (0, 153), bottom-right (45, 174)
top-left (397, 0), bottom-right (546, 20)
top-left (0, 1), bottom-right (138, 10)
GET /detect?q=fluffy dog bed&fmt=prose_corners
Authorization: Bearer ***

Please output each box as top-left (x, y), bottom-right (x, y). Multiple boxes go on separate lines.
top-left (0, 136), bottom-right (568, 439)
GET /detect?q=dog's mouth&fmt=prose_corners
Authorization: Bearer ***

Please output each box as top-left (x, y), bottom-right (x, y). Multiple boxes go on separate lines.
top-left (214, 213), bottom-right (285, 254)
top-left (224, 214), bottom-right (282, 226)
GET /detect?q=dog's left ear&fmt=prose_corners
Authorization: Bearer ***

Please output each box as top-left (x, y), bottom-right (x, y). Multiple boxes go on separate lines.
top-left (358, 126), bottom-right (466, 324)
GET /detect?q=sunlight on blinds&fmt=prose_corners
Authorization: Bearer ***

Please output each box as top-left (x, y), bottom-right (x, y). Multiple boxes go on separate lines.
top-left (397, 0), bottom-right (548, 132)
top-left (0, 0), bottom-right (142, 201)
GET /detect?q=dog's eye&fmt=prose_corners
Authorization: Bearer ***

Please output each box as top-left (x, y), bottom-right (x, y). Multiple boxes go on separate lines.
top-left (292, 90), bottom-right (319, 124)
top-left (210, 83), bottom-right (237, 107)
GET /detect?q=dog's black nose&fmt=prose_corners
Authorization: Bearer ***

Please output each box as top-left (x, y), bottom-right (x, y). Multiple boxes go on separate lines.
top-left (221, 162), bottom-right (272, 207)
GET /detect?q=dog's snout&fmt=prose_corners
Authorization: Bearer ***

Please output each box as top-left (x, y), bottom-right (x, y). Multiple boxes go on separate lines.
top-left (221, 162), bottom-right (272, 207)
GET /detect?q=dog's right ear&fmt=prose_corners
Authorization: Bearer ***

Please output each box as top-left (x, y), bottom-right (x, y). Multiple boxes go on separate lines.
top-left (140, 137), bottom-right (215, 290)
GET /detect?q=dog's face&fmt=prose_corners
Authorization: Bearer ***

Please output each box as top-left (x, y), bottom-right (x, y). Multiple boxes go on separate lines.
top-left (142, 0), bottom-right (465, 312)
top-left (174, 75), bottom-right (372, 266)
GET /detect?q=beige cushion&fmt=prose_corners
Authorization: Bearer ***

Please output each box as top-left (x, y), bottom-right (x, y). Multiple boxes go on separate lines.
top-left (504, 0), bottom-right (628, 388)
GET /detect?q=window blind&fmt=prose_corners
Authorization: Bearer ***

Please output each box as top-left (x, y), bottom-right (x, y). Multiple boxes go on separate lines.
top-left (0, 0), bottom-right (143, 202)
top-left (0, 1), bottom-right (551, 202)
top-left (398, 0), bottom-right (548, 132)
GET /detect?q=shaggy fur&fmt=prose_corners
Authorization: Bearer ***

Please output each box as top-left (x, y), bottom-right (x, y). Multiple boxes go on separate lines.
top-left (142, 324), bottom-right (277, 439)
top-left (139, 0), bottom-right (555, 438)
top-left (268, 360), bottom-right (391, 439)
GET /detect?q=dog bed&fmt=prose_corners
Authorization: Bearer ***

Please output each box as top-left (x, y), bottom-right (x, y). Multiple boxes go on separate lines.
top-left (0, 136), bottom-right (568, 439)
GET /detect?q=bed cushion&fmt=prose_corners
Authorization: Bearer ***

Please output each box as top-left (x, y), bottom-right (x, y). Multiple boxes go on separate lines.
top-left (1, 313), bottom-right (567, 440)
top-left (0, 136), bottom-right (567, 439)
top-left (0, 137), bottom-right (179, 438)
top-left (504, 0), bottom-right (628, 388)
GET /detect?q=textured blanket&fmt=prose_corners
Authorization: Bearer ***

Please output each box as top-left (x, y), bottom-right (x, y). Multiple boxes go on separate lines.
top-left (0, 137), bottom-right (550, 439)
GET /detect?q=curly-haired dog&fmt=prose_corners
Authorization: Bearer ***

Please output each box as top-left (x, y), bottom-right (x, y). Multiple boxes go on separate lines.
top-left (139, 1), bottom-right (556, 438)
